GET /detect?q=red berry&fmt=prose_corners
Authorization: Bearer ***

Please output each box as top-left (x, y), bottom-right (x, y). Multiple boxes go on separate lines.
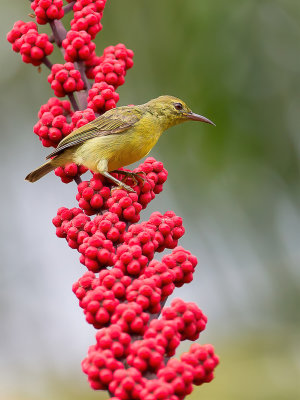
top-left (31, 0), bottom-right (64, 25)
top-left (48, 62), bottom-right (84, 97)
top-left (62, 30), bottom-right (95, 62)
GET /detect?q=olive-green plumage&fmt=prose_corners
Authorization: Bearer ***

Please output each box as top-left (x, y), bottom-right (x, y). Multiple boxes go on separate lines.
top-left (25, 95), bottom-right (214, 191)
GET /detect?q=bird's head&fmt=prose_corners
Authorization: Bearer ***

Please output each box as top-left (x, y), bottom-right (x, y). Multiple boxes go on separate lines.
top-left (146, 95), bottom-right (215, 129)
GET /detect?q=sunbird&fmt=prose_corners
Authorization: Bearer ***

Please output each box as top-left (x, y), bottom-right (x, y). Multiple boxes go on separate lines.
top-left (25, 95), bottom-right (214, 191)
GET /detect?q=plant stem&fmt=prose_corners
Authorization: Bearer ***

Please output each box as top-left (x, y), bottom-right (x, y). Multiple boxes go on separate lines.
top-left (75, 91), bottom-right (88, 110)
top-left (68, 92), bottom-right (79, 111)
top-left (74, 175), bottom-right (82, 185)
top-left (49, 20), bottom-right (67, 47)
top-left (75, 61), bottom-right (92, 91)
top-left (42, 56), bottom-right (53, 70)
top-left (63, 1), bottom-right (76, 14)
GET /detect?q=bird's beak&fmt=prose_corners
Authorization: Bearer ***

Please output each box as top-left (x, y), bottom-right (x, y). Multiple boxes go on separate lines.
top-left (185, 112), bottom-right (216, 126)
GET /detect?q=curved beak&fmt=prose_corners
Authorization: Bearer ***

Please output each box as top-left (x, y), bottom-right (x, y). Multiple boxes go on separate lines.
top-left (186, 112), bottom-right (215, 126)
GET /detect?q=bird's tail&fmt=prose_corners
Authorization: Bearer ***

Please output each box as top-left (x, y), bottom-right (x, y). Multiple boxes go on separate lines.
top-left (25, 160), bottom-right (55, 183)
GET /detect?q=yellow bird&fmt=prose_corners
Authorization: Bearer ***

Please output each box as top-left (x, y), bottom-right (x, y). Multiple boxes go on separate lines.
top-left (25, 95), bottom-right (214, 191)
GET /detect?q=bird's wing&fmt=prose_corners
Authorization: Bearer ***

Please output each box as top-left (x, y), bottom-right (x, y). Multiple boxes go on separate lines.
top-left (46, 107), bottom-right (142, 159)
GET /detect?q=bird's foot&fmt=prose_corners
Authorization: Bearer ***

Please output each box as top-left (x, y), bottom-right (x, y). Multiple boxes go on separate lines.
top-left (111, 181), bottom-right (136, 193)
top-left (101, 170), bottom-right (136, 193)
top-left (113, 170), bottom-right (147, 186)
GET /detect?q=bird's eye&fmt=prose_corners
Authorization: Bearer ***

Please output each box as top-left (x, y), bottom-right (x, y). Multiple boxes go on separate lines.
top-left (174, 103), bottom-right (183, 111)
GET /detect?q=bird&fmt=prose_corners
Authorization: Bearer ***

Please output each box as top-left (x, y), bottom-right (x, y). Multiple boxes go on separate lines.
top-left (25, 95), bottom-right (215, 191)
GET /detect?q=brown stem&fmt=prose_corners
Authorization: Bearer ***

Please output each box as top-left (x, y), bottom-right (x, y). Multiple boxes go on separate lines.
top-left (149, 297), bottom-right (167, 322)
top-left (49, 20), bottom-right (67, 47)
top-left (75, 91), bottom-right (88, 110)
top-left (74, 175), bottom-right (82, 185)
top-left (63, 1), bottom-right (76, 14)
top-left (75, 61), bottom-right (92, 91)
top-left (68, 92), bottom-right (79, 111)
top-left (48, 34), bottom-right (55, 43)
top-left (42, 56), bottom-right (53, 70)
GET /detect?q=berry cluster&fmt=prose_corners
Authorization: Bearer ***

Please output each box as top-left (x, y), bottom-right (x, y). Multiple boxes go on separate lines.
top-left (97, 268), bottom-right (132, 299)
top-left (161, 247), bottom-right (197, 287)
top-left (52, 206), bottom-right (91, 249)
top-left (146, 210), bottom-right (185, 251)
top-left (126, 276), bottom-right (162, 313)
top-left (127, 337), bottom-right (165, 373)
top-left (180, 343), bottom-right (220, 385)
top-left (48, 62), bottom-right (85, 97)
top-left (9, 2), bottom-right (219, 399)
top-left (162, 298), bottom-right (207, 341)
top-left (105, 190), bottom-right (143, 223)
top-left (157, 359), bottom-right (194, 399)
top-left (109, 367), bottom-right (144, 400)
top-left (76, 167), bottom-right (169, 221)
top-left (82, 346), bottom-right (124, 390)
top-left (79, 233), bottom-right (116, 272)
top-left (87, 43), bottom-right (134, 87)
top-left (73, 0), bottom-right (107, 14)
top-left (72, 270), bottom-right (95, 306)
top-left (85, 212), bottom-right (126, 243)
top-left (71, 107), bottom-right (96, 128)
top-left (8, 26), bottom-right (53, 66)
top-left (87, 81), bottom-right (120, 113)
top-left (115, 244), bottom-right (148, 276)
top-left (54, 163), bottom-right (88, 183)
top-left (62, 30), bottom-right (96, 62)
top-left (33, 97), bottom-right (73, 147)
top-left (124, 209), bottom-right (185, 262)
top-left (76, 174), bottom-right (111, 215)
top-left (144, 320), bottom-right (180, 357)
top-left (140, 380), bottom-right (177, 400)
top-left (7, 21), bottom-right (38, 51)
top-left (95, 324), bottom-right (131, 358)
top-left (111, 302), bottom-right (150, 335)
top-left (71, 3), bottom-right (103, 39)
top-left (80, 285), bottom-right (119, 328)
top-left (31, 0), bottom-right (64, 25)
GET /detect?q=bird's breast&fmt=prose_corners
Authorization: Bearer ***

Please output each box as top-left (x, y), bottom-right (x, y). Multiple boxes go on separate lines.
top-left (74, 116), bottom-right (163, 172)
top-left (107, 119), bottom-right (163, 170)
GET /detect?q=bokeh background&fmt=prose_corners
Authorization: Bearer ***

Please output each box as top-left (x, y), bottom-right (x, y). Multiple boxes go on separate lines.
top-left (1, 1), bottom-right (300, 399)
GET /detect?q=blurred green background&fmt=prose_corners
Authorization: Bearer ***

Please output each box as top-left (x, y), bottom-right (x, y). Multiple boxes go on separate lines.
top-left (1, 0), bottom-right (300, 399)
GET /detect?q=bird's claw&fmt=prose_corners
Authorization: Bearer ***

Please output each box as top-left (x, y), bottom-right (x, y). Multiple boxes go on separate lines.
top-left (114, 170), bottom-right (147, 186)
top-left (111, 182), bottom-right (136, 193)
